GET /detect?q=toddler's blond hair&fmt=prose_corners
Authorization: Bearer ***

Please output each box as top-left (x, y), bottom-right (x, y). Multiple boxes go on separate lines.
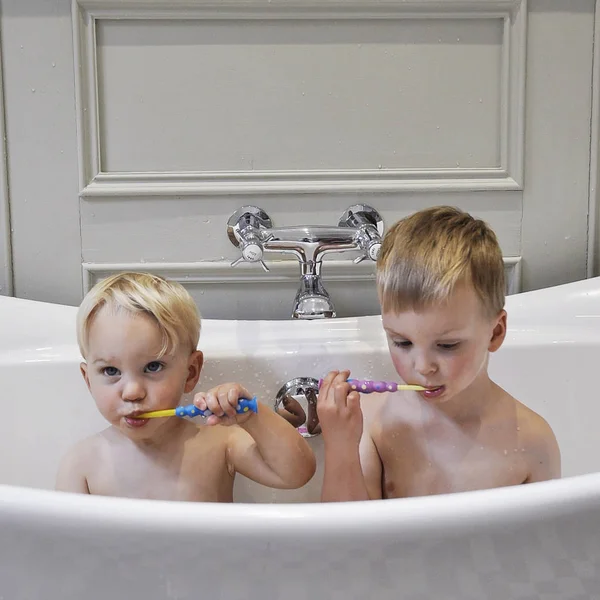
top-left (377, 206), bottom-right (505, 317)
top-left (77, 272), bottom-right (200, 358)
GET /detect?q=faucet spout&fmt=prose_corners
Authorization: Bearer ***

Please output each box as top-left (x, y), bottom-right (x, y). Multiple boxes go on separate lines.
top-left (293, 265), bottom-right (335, 319)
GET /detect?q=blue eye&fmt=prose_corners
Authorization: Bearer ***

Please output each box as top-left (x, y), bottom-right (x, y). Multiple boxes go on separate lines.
top-left (145, 361), bottom-right (163, 373)
top-left (102, 366), bottom-right (119, 377)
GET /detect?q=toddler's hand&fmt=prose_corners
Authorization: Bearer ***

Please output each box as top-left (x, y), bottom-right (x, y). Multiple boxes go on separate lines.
top-left (317, 369), bottom-right (363, 446)
top-left (193, 382), bottom-right (254, 427)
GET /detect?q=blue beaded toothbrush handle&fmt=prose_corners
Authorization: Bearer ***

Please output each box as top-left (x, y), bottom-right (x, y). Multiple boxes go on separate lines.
top-left (175, 396), bottom-right (258, 418)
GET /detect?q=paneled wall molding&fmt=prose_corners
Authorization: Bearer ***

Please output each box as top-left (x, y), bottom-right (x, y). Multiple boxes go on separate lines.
top-left (0, 38), bottom-right (13, 296)
top-left (82, 256), bottom-right (522, 296)
top-left (73, 0), bottom-right (526, 197)
top-left (588, 0), bottom-right (600, 277)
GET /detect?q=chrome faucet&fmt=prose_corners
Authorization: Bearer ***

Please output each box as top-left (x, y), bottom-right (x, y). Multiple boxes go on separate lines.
top-left (226, 204), bottom-right (384, 319)
top-left (274, 377), bottom-right (321, 437)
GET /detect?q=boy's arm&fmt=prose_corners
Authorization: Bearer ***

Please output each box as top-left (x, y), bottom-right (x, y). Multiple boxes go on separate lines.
top-left (525, 417), bottom-right (562, 483)
top-left (194, 382), bottom-right (315, 489)
top-left (318, 370), bottom-right (383, 502)
top-left (321, 424), bottom-right (383, 502)
top-left (55, 445), bottom-right (91, 494)
top-left (227, 407), bottom-right (316, 489)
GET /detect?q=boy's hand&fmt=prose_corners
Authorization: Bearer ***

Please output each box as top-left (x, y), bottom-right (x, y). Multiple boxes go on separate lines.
top-left (193, 383), bottom-right (254, 427)
top-left (317, 369), bottom-right (363, 446)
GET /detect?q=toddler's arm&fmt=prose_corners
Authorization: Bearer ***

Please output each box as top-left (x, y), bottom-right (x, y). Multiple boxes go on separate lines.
top-left (194, 383), bottom-right (316, 489)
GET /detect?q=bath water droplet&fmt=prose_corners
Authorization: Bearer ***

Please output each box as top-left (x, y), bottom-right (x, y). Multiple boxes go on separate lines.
top-left (504, 449), bottom-right (508, 455)
top-left (31, 88), bottom-right (36, 93)
top-left (52, 62), bottom-right (56, 68)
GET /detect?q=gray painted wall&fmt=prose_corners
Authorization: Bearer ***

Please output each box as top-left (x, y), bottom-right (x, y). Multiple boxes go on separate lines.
top-left (0, 0), bottom-right (597, 318)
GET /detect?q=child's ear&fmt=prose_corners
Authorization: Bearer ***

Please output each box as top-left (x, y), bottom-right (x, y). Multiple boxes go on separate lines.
top-left (184, 350), bottom-right (204, 393)
top-left (488, 310), bottom-right (507, 352)
top-left (80, 362), bottom-right (91, 391)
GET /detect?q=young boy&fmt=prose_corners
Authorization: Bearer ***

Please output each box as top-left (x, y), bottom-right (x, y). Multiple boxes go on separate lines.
top-left (56, 272), bottom-right (316, 501)
top-left (317, 206), bottom-right (561, 501)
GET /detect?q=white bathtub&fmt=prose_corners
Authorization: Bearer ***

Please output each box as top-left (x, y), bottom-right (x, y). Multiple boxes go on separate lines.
top-left (2, 278), bottom-right (600, 599)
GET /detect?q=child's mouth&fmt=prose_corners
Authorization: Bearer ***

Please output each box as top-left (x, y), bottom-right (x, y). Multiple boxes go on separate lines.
top-left (124, 415), bottom-right (149, 428)
top-left (421, 386), bottom-right (445, 399)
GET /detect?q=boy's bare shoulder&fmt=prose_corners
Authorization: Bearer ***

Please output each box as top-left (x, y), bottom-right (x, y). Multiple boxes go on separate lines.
top-left (360, 391), bottom-right (412, 443)
top-left (359, 392), bottom-right (389, 424)
top-left (502, 390), bottom-right (556, 443)
top-left (496, 388), bottom-right (561, 480)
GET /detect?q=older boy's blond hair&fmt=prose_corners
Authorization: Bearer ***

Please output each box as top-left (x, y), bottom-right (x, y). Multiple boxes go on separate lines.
top-left (77, 272), bottom-right (200, 358)
top-left (377, 206), bottom-right (505, 317)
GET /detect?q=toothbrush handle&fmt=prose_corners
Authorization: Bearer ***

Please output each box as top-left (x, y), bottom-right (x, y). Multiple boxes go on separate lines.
top-left (175, 396), bottom-right (258, 418)
top-left (347, 379), bottom-right (397, 393)
top-left (317, 378), bottom-right (398, 394)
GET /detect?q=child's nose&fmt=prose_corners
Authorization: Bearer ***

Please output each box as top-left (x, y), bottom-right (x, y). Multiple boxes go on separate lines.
top-left (121, 377), bottom-right (146, 402)
top-left (414, 352), bottom-right (437, 376)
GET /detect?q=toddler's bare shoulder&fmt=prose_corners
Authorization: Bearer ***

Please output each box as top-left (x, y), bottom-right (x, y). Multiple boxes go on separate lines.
top-left (186, 422), bottom-right (233, 451)
top-left (61, 432), bottom-right (105, 472)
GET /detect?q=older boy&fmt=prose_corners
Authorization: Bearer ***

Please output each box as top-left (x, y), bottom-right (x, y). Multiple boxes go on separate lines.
top-left (317, 206), bottom-right (560, 501)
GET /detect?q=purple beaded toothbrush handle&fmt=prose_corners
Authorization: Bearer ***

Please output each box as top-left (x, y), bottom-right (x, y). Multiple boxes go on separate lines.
top-left (317, 378), bottom-right (420, 393)
top-left (347, 379), bottom-right (399, 393)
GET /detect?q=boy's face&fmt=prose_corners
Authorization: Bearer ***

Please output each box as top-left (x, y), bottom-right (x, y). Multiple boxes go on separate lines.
top-left (80, 306), bottom-right (202, 440)
top-left (381, 283), bottom-right (506, 405)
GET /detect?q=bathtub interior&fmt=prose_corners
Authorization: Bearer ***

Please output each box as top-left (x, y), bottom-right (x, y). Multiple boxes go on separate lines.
top-left (2, 279), bottom-right (600, 503)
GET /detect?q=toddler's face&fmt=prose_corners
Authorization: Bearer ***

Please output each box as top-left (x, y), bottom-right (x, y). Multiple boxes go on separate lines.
top-left (381, 283), bottom-right (505, 405)
top-left (80, 306), bottom-right (201, 439)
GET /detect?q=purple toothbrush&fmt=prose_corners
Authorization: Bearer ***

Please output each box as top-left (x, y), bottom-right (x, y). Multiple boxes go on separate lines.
top-left (318, 378), bottom-right (426, 393)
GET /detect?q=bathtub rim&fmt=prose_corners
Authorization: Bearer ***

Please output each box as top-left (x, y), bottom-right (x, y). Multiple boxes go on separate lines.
top-left (1, 471), bottom-right (598, 540)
